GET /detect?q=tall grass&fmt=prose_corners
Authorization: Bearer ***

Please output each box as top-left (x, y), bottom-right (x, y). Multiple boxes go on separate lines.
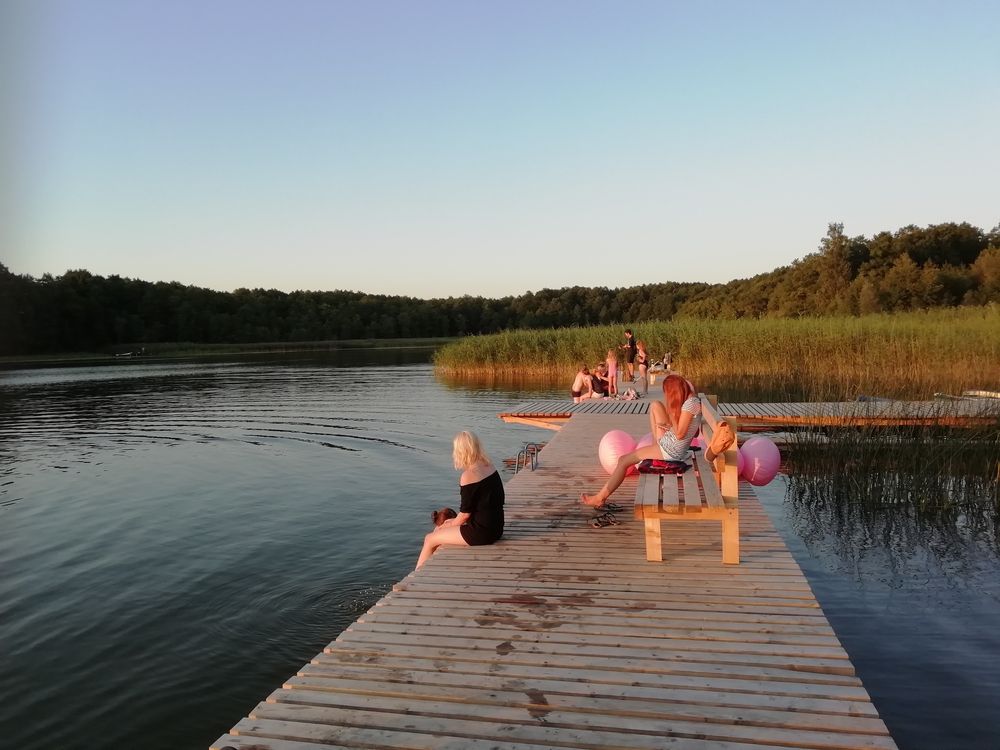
top-left (784, 420), bottom-right (1000, 564)
top-left (433, 306), bottom-right (1000, 400)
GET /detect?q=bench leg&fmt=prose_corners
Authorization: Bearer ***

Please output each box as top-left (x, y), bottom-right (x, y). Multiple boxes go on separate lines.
top-left (722, 508), bottom-right (740, 565)
top-left (644, 518), bottom-right (662, 561)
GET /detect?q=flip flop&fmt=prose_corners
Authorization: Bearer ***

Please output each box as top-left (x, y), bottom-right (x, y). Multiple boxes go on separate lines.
top-left (589, 512), bottom-right (620, 528)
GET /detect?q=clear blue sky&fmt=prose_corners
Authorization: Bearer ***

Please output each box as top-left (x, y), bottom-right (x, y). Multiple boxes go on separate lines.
top-left (4, 0), bottom-right (998, 299)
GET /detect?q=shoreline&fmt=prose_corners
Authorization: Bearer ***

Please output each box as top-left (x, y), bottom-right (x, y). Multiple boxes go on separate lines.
top-left (0, 338), bottom-right (454, 370)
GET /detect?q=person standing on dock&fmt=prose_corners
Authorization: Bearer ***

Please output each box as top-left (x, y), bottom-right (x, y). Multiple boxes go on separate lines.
top-left (415, 431), bottom-right (505, 570)
top-left (620, 328), bottom-right (637, 382)
top-left (636, 340), bottom-right (650, 396)
top-left (580, 374), bottom-right (734, 510)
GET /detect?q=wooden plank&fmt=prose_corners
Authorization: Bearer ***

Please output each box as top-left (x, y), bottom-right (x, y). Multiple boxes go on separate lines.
top-left (281, 674), bottom-right (892, 735)
top-left (244, 692), bottom-right (898, 749)
top-left (636, 472), bottom-right (659, 519)
top-left (298, 661), bottom-right (875, 715)
top-left (693, 451), bottom-right (722, 508)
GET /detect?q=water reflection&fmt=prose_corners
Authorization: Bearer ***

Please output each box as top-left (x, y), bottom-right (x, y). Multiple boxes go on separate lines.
top-left (5, 356), bottom-right (1000, 750)
top-left (783, 425), bottom-right (1000, 586)
top-left (0, 355), bottom-right (565, 750)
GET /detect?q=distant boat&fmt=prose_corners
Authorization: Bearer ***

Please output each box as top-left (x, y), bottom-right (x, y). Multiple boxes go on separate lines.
top-left (934, 390), bottom-right (1000, 401)
top-left (963, 390), bottom-right (1000, 400)
top-left (113, 348), bottom-right (146, 359)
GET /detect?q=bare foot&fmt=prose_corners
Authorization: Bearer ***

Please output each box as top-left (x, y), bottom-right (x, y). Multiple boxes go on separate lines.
top-left (580, 492), bottom-right (603, 507)
top-left (708, 421), bottom-right (735, 457)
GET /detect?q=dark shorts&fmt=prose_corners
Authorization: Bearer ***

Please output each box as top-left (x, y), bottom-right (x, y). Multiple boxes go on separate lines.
top-left (626, 352), bottom-right (636, 363)
top-left (571, 389), bottom-right (583, 398)
top-left (460, 524), bottom-right (503, 546)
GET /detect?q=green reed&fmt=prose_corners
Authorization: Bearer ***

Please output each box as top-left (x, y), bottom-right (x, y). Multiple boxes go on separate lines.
top-left (783, 413), bottom-right (1000, 566)
top-left (433, 306), bottom-right (1000, 400)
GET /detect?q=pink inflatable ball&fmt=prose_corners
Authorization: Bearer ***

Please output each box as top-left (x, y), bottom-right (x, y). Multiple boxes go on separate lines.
top-left (739, 436), bottom-right (781, 486)
top-left (598, 429), bottom-right (637, 475)
top-left (736, 447), bottom-right (746, 477)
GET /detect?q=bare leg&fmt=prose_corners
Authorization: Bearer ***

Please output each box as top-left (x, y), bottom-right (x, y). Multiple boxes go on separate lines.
top-left (649, 400), bottom-right (669, 441)
top-left (581, 444), bottom-right (662, 506)
top-left (415, 524), bottom-right (469, 570)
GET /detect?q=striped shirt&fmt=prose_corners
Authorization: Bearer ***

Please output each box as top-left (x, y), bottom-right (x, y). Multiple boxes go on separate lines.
top-left (657, 395), bottom-right (702, 461)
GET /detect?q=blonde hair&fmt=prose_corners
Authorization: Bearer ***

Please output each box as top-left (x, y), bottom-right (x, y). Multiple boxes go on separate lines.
top-left (453, 430), bottom-right (487, 470)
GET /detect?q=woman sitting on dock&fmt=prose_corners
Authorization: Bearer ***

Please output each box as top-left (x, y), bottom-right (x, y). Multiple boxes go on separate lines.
top-left (590, 362), bottom-right (611, 398)
top-left (570, 365), bottom-right (593, 402)
top-left (415, 431), bottom-right (505, 570)
top-left (605, 349), bottom-right (619, 396)
top-left (580, 374), bottom-right (734, 509)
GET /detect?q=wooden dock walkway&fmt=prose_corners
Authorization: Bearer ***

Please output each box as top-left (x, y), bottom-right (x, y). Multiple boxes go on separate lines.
top-left (500, 397), bottom-right (999, 430)
top-left (212, 412), bottom-right (897, 750)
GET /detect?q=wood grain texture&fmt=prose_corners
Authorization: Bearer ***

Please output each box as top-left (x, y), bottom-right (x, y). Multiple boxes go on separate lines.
top-left (211, 412), bottom-right (898, 750)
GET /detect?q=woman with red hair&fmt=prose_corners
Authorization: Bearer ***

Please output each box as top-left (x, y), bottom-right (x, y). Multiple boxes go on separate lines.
top-left (580, 374), bottom-right (732, 511)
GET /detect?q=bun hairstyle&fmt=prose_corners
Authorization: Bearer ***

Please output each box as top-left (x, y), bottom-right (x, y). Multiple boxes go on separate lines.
top-left (452, 430), bottom-right (487, 470)
top-left (662, 374), bottom-right (696, 424)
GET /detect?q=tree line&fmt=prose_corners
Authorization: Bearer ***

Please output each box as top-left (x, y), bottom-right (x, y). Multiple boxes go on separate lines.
top-left (2, 221), bottom-right (998, 356)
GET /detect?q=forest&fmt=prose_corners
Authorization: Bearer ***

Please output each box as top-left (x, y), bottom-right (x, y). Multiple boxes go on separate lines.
top-left (2, 221), bottom-right (999, 356)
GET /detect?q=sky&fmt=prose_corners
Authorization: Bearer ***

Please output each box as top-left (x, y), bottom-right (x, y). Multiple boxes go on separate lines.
top-left (3, 1), bottom-right (998, 299)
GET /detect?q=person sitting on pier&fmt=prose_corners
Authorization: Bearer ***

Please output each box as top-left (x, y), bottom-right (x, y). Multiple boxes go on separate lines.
top-left (635, 340), bottom-right (650, 396)
top-left (415, 431), bottom-right (505, 570)
top-left (580, 374), bottom-right (735, 509)
top-left (570, 364), bottom-right (593, 402)
top-left (605, 349), bottom-right (619, 396)
top-left (590, 362), bottom-right (611, 398)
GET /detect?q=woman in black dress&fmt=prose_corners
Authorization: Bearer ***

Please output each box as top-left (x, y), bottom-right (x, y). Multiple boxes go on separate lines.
top-left (415, 431), bottom-right (505, 569)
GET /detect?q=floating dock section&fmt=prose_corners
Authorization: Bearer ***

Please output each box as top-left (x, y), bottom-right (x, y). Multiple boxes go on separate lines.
top-left (500, 397), bottom-right (999, 430)
top-left (212, 411), bottom-right (897, 750)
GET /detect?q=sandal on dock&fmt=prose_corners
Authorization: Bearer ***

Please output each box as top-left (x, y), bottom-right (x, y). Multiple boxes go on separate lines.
top-left (594, 501), bottom-right (623, 513)
top-left (590, 512), bottom-right (620, 528)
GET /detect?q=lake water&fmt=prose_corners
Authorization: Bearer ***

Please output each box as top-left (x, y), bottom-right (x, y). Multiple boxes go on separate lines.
top-left (2, 353), bottom-right (998, 750)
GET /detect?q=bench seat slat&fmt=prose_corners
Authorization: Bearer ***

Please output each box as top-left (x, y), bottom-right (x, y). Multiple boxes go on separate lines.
top-left (695, 451), bottom-right (725, 509)
top-left (638, 473), bottom-right (660, 516)
top-left (680, 459), bottom-right (702, 510)
top-left (661, 471), bottom-right (680, 509)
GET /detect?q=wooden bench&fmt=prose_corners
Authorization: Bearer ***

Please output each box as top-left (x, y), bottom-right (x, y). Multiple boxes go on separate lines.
top-left (633, 394), bottom-right (741, 564)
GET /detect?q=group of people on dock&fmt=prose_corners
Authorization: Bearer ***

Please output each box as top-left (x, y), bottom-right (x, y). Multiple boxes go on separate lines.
top-left (415, 369), bottom-right (734, 570)
top-left (570, 328), bottom-right (673, 402)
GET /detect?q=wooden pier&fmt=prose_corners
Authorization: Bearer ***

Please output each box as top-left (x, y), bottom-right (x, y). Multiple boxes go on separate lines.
top-left (212, 411), bottom-right (897, 750)
top-left (499, 396), bottom-right (1000, 430)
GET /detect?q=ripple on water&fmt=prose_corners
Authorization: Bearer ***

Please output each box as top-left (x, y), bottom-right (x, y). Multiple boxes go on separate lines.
top-left (0, 359), bottom-right (555, 750)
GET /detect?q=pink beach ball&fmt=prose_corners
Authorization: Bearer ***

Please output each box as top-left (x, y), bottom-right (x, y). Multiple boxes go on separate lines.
top-left (739, 436), bottom-right (780, 486)
top-left (598, 429), bottom-right (637, 475)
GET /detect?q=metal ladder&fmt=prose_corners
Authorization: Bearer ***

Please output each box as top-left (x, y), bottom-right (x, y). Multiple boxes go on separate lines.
top-left (514, 442), bottom-right (544, 473)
